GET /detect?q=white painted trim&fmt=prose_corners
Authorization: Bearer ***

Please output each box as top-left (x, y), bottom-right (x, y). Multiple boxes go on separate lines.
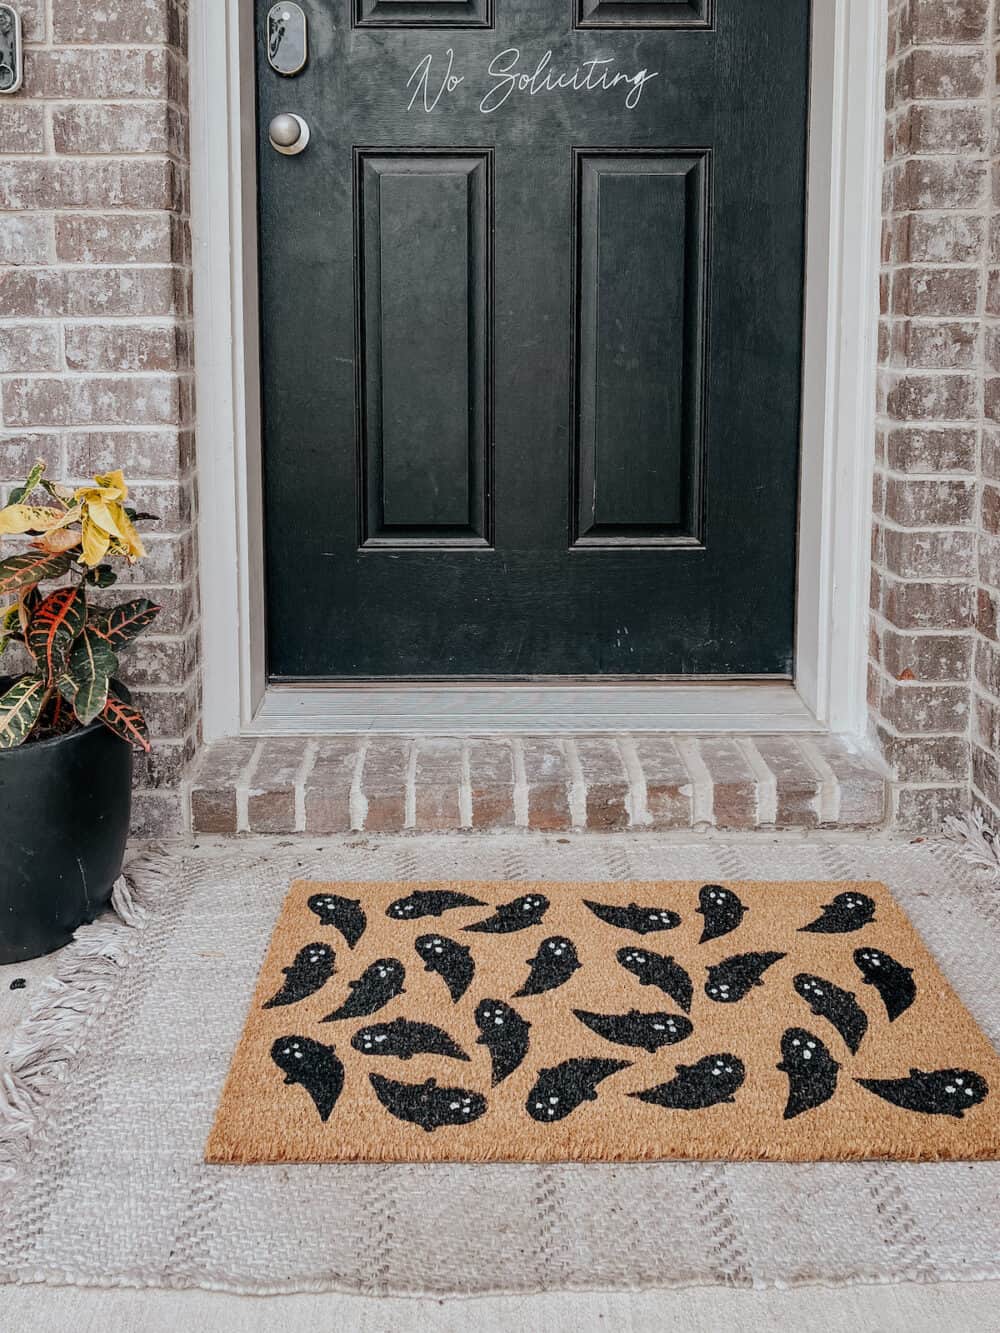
top-left (795, 0), bottom-right (884, 735)
top-left (191, 0), bottom-right (883, 740)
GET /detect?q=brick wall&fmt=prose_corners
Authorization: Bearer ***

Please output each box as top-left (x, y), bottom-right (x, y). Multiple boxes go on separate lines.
top-left (873, 0), bottom-right (992, 830)
top-left (0, 0), bottom-right (197, 835)
top-left (977, 0), bottom-right (1000, 822)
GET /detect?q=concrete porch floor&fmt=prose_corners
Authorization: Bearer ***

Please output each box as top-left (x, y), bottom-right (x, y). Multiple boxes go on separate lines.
top-left (2, 827), bottom-right (997, 1330)
top-left (1, 881), bottom-right (998, 1333)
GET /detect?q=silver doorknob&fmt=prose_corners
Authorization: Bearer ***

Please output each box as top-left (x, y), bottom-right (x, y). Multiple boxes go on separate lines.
top-left (269, 112), bottom-right (310, 155)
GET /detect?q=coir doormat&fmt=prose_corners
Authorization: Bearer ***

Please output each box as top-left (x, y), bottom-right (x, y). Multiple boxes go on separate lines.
top-left (206, 879), bottom-right (1000, 1164)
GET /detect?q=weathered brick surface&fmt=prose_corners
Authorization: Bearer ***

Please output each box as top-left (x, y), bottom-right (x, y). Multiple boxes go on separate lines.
top-left (873, 0), bottom-right (998, 830)
top-left (187, 734), bottom-right (887, 836)
top-left (0, 1), bottom-right (196, 836)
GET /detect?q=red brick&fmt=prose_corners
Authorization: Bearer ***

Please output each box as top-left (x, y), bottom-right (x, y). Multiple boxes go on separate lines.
top-left (900, 49), bottom-right (985, 99)
top-left (522, 738), bottom-right (571, 831)
top-left (0, 267), bottom-right (180, 318)
top-left (754, 737), bottom-right (821, 828)
top-left (910, 0), bottom-right (989, 43)
top-left (0, 326), bottom-right (61, 375)
top-left (55, 214), bottom-right (179, 265)
top-left (247, 738), bottom-right (306, 833)
top-left (698, 738), bottom-right (757, 828)
top-left (64, 324), bottom-right (188, 374)
top-left (52, 103), bottom-right (186, 157)
top-left (359, 737), bottom-right (410, 832)
top-left (468, 740), bottom-right (515, 830)
top-left (574, 737), bottom-right (629, 831)
top-left (0, 104), bottom-right (46, 154)
top-left (884, 478), bottom-right (975, 527)
top-left (52, 0), bottom-right (185, 44)
top-left (189, 739), bottom-right (257, 834)
top-left (2, 376), bottom-right (183, 429)
top-left (884, 372), bottom-right (977, 420)
top-left (0, 215), bottom-right (52, 266)
top-left (891, 268), bottom-right (979, 316)
top-left (633, 736), bottom-right (693, 829)
top-left (882, 578), bottom-right (976, 630)
top-left (301, 738), bottom-right (356, 833)
top-left (883, 527), bottom-right (975, 579)
top-left (0, 160), bottom-right (180, 212)
top-left (885, 426), bottom-right (977, 472)
top-left (880, 680), bottom-right (970, 733)
top-left (413, 739), bottom-right (462, 831)
top-left (23, 49), bottom-right (174, 100)
top-left (64, 428), bottom-right (194, 480)
top-left (881, 629), bottom-right (973, 682)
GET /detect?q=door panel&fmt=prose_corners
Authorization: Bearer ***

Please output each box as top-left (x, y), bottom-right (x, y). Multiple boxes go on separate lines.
top-left (256, 0), bottom-right (811, 680)
top-left (357, 151), bottom-right (492, 545)
top-left (573, 151), bottom-right (707, 546)
top-left (575, 0), bottom-right (714, 29)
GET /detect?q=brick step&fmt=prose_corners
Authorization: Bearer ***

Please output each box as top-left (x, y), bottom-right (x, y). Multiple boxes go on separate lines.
top-left (187, 734), bottom-right (887, 835)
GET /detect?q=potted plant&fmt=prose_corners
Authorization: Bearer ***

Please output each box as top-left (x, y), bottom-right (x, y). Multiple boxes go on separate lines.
top-left (0, 461), bottom-right (159, 963)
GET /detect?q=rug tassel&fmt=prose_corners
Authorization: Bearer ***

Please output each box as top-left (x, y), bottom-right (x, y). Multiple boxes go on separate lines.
top-left (0, 848), bottom-right (164, 1189)
top-left (943, 810), bottom-right (1000, 880)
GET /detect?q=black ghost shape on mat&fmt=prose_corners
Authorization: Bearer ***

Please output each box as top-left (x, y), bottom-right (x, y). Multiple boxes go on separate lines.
top-left (696, 885), bottom-right (749, 944)
top-left (475, 998), bottom-right (532, 1086)
top-left (777, 1027), bottom-right (840, 1120)
top-left (462, 893), bottom-right (550, 934)
top-left (630, 1053), bottom-right (747, 1111)
top-left (583, 900), bottom-right (681, 935)
top-left (572, 1008), bottom-right (693, 1054)
top-left (704, 951), bottom-right (786, 1004)
top-left (616, 947), bottom-right (694, 1013)
top-left (320, 958), bottom-right (405, 1021)
top-left (793, 973), bottom-right (869, 1054)
top-left (385, 889), bottom-right (487, 921)
top-left (270, 1035), bottom-right (345, 1122)
top-left (414, 933), bottom-right (475, 1002)
top-left (525, 1057), bottom-right (631, 1123)
top-left (514, 936), bottom-right (581, 997)
top-left (853, 947), bottom-right (916, 1022)
top-left (856, 1068), bottom-right (989, 1119)
top-left (306, 893), bottom-right (367, 949)
top-left (262, 942), bottom-right (336, 1010)
top-left (351, 1018), bottom-right (469, 1062)
top-left (800, 891), bottom-right (877, 934)
top-left (369, 1073), bottom-right (487, 1132)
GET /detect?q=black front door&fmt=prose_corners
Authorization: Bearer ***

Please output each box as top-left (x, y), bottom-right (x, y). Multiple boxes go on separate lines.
top-left (256, 0), bottom-right (810, 680)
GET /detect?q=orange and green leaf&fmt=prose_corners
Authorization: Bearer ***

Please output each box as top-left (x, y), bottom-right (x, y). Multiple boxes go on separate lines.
top-left (63, 627), bottom-right (118, 726)
top-left (0, 551), bottom-right (74, 598)
top-left (100, 689), bottom-right (150, 752)
top-left (26, 585), bottom-right (87, 683)
top-left (89, 598), bottom-right (161, 651)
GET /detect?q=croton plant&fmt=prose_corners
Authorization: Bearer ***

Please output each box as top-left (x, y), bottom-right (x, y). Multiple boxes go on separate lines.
top-left (0, 461), bottom-right (159, 751)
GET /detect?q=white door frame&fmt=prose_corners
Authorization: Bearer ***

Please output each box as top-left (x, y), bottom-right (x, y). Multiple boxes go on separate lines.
top-left (189, 0), bottom-right (884, 741)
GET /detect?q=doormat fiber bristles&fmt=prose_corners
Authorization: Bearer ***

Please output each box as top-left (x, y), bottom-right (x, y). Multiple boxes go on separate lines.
top-left (207, 879), bottom-right (1000, 1165)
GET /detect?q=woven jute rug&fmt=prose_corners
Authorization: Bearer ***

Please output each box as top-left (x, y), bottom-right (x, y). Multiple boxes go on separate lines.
top-left (208, 877), bottom-right (1000, 1165)
top-left (4, 835), bottom-right (1000, 1296)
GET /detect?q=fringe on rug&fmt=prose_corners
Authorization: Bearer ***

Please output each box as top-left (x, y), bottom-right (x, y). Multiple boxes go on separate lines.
top-left (943, 810), bottom-right (1000, 880)
top-left (0, 847), bottom-right (169, 1188)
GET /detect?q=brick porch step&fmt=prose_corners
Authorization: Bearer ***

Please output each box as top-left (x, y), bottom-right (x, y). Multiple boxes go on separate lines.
top-left (187, 734), bottom-right (887, 835)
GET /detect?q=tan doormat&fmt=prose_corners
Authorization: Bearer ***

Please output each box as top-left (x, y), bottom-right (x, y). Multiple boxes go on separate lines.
top-left (206, 879), bottom-right (1000, 1165)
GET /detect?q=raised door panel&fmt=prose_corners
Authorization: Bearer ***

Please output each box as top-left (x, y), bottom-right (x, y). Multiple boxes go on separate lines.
top-left (356, 151), bottom-right (493, 547)
top-left (576, 0), bottom-right (713, 29)
top-left (355, 0), bottom-right (492, 28)
top-left (573, 150), bottom-right (709, 547)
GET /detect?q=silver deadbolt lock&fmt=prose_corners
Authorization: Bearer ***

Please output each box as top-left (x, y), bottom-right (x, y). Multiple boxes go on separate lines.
top-left (0, 4), bottom-right (24, 95)
top-left (267, 3), bottom-right (308, 77)
top-left (269, 112), bottom-right (310, 155)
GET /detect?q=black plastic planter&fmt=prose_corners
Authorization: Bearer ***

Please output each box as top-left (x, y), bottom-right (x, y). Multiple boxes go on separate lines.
top-left (0, 681), bottom-right (133, 963)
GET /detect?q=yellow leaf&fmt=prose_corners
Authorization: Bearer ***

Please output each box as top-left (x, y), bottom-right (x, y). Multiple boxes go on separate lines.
top-left (80, 515), bottom-right (111, 568)
top-left (0, 504), bottom-right (66, 535)
top-left (108, 503), bottom-right (145, 561)
top-left (84, 498), bottom-right (128, 540)
top-left (94, 469), bottom-right (128, 501)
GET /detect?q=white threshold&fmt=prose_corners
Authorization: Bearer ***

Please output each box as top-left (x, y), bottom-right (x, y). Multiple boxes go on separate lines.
top-left (248, 681), bottom-right (819, 735)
